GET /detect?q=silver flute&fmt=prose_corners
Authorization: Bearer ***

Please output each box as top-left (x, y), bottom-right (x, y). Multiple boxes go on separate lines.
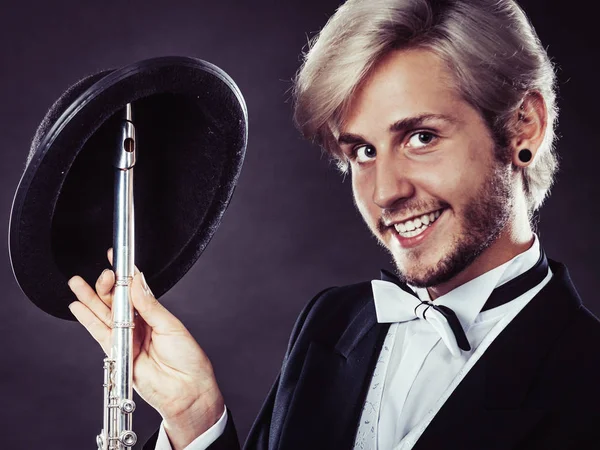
top-left (97, 103), bottom-right (138, 450)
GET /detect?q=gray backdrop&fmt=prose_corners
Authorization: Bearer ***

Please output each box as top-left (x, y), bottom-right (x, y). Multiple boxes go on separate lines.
top-left (1, 0), bottom-right (598, 448)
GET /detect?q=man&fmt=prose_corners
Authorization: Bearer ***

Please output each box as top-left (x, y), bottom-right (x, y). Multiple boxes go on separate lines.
top-left (68, 0), bottom-right (600, 449)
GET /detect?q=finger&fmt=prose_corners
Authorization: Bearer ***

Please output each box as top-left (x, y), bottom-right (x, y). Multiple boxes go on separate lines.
top-left (132, 312), bottom-right (150, 353)
top-left (68, 276), bottom-right (112, 327)
top-left (107, 248), bottom-right (140, 275)
top-left (131, 272), bottom-right (185, 334)
top-left (95, 269), bottom-right (115, 308)
top-left (68, 301), bottom-right (111, 355)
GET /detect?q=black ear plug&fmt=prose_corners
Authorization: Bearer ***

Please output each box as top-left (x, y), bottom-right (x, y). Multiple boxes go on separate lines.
top-left (518, 149), bottom-right (532, 163)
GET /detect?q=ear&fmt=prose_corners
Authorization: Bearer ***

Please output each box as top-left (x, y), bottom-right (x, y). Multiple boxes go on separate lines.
top-left (510, 91), bottom-right (547, 168)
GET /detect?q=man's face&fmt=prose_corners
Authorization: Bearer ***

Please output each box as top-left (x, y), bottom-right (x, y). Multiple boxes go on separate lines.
top-left (339, 48), bottom-right (514, 287)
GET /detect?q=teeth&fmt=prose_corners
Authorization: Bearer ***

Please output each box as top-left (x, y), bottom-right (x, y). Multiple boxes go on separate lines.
top-left (399, 228), bottom-right (425, 238)
top-left (393, 209), bottom-right (444, 236)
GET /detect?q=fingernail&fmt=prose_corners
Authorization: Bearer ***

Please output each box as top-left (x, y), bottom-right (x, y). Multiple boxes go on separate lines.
top-left (140, 272), bottom-right (153, 297)
top-left (67, 277), bottom-right (77, 289)
top-left (100, 269), bottom-right (110, 281)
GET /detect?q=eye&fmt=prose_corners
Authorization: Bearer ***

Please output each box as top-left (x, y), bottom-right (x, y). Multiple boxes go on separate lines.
top-left (353, 144), bottom-right (377, 163)
top-left (407, 131), bottom-right (436, 148)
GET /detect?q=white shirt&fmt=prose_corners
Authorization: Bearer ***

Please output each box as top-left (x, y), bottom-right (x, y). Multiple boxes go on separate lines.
top-left (155, 406), bottom-right (228, 450)
top-left (354, 235), bottom-right (552, 449)
top-left (157, 236), bottom-right (551, 450)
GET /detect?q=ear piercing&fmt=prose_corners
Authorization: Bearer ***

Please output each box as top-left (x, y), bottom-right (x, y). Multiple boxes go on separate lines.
top-left (518, 149), bottom-right (532, 163)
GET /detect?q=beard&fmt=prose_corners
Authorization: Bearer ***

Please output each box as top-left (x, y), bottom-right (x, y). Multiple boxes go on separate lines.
top-left (385, 160), bottom-right (514, 288)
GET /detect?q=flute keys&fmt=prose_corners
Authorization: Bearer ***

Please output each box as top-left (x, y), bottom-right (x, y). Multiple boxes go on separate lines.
top-left (120, 399), bottom-right (136, 414)
top-left (119, 430), bottom-right (137, 447)
top-left (96, 434), bottom-right (107, 450)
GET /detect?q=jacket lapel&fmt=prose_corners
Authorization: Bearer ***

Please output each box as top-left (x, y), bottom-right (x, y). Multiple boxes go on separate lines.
top-left (413, 261), bottom-right (583, 450)
top-left (277, 298), bottom-right (391, 450)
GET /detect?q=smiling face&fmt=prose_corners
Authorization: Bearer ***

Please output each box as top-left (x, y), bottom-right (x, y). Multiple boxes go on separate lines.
top-left (339, 48), bottom-right (516, 289)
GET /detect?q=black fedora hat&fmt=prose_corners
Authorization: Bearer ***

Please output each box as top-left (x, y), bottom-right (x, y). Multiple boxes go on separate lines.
top-left (9, 56), bottom-right (248, 320)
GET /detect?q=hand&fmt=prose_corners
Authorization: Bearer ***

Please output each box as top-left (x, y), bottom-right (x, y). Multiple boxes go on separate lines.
top-left (68, 249), bottom-right (224, 449)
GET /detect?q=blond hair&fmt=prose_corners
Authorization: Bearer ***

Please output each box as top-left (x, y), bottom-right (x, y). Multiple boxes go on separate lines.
top-left (293, 0), bottom-right (558, 212)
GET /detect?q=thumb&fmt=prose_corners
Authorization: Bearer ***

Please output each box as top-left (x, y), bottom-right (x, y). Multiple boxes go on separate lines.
top-left (131, 272), bottom-right (185, 334)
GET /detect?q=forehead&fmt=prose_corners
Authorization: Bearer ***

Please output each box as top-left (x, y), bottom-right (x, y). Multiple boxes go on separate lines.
top-left (341, 48), bottom-right (464, 134)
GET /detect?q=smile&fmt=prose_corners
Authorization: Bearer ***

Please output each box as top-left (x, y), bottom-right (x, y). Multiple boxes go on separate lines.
top-left (393, 209), bottom-right (444, 238)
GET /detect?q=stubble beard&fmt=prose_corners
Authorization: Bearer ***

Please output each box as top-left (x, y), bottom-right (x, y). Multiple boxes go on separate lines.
top-left (389, 161), bottom-right (514, 288)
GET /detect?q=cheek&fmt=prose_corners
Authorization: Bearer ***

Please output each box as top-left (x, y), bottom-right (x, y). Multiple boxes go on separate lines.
top-left (351, 171), bottom-right (377, 221)
top-left (433, 169), bottom-right (468, 200)
top-left (412, 162), bottom-right (463, 204)
top-left (452, 152), bottom-right (494, 200)
top-left (419, 143), bottom-right (490, 205)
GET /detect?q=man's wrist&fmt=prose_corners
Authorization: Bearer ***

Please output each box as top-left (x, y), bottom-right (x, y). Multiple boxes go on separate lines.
top-left (163, 395), bottom-right (225, 450)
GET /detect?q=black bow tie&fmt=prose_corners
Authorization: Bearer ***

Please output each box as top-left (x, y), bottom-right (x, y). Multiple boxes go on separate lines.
top-left (378, 249), bottom-right (549, 353)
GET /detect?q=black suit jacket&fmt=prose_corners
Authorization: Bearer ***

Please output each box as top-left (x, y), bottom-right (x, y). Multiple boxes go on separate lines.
top-left (144, 260), bottom-right (600, 450)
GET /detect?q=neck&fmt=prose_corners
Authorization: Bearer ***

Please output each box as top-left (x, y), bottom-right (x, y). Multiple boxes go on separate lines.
top-left (427, 201), bottom-right (534, 300)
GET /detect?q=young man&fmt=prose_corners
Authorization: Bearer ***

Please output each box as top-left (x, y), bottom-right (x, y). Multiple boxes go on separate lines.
top-left (68, 0), bottom-right (600, 449)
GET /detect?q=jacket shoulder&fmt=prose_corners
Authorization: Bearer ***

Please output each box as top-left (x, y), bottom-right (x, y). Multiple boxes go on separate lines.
top-left (285, 281), bottom-right (374, 356)
top-left (565, 304), bottom-right (600, 358)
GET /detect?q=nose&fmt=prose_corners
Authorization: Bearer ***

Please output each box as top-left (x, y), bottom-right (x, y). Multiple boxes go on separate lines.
top-left (372, 153), bottom-right (415, 209)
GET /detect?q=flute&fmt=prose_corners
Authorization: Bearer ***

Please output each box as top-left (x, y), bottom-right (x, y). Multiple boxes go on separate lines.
top-left (97, 103), bottom-right (137, 450)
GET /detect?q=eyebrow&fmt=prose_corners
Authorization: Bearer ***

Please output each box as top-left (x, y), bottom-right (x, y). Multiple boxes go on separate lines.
top-left (337, 113), bottom-right (459, 145)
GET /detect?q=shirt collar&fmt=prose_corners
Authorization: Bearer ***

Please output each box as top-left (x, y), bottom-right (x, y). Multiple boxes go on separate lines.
top-left (409, 234), bottom-right (541, 331)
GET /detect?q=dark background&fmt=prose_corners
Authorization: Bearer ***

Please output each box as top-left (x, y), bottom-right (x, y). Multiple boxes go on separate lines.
top-left (0, 1), bottom-right (597, 448)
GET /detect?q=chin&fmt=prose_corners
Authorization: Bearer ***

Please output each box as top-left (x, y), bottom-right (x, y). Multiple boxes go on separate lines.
top-left (384, 223), bottom-right (452, 287)
top-left (396, 261), bottom-right (462, 288)
top-left (391, 250), bottom-right (456, 288)
top-left (391, 226), bottom-right (503, 288)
